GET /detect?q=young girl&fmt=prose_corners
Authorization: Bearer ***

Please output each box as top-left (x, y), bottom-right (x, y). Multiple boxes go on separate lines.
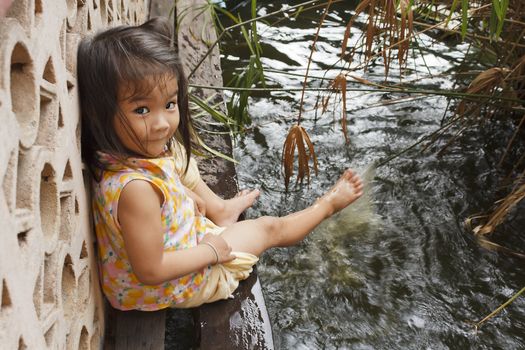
top-left (77, 17), bottom-right (363, 311)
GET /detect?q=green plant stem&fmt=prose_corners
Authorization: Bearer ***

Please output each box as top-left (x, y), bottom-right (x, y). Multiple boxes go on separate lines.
top-left (475, 286), bottom-right (525, 331)
top-left (264, 68), bottom-right (334, 81)
top-left (188, 83), bottom-right (525, 104)
top-left (188, 0), bottom-right (341, 79)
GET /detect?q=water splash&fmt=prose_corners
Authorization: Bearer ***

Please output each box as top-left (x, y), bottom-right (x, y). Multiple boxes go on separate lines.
top-left (322, 162), bottom-right (381, 239)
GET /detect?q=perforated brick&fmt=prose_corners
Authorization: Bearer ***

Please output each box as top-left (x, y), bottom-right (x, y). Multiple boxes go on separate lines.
top-left (0, 1), bottom-right (149, 348)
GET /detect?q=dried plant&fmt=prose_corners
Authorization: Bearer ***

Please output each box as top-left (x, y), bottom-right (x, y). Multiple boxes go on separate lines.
top-left (456, 67), bottom-right (512, 116)
top-left (472, 181), bottom-right (525, 235)
top-left (474, 286), bottom-right (525, 332)
top-left (342, 0), bottom-right (414, 78)
top-left (344, 0), bottom-right (525, 236)
top-left (282, 124), bottom-right (319, 191)
top-left (330, 74), bottom-right (349, 143)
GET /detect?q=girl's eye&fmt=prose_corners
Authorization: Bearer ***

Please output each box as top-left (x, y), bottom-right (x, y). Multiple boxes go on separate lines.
top-left (166, 101), bottom-right (177, 110)
top-left (134, 107), bottom-right (150, 115)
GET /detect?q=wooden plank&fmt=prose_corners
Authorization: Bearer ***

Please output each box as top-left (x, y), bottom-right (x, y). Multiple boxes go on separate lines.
top-left (196, 268), bottom-right (275, 349)
top-left (113, 309), bottom-right (166, 350)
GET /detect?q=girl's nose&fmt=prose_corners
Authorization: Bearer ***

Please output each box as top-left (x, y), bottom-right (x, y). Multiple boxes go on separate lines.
top-left (153, 112), bottom-right (170, 133)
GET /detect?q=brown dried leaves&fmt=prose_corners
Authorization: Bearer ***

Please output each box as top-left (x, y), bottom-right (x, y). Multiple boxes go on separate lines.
top-left (457, 67), bottom-right (512, 115)
top-left (341, 0), bottom-right (414, 77)
top-left (330, 74), bottom-right (349, 143)
top-left (281, 124), bottom-right (319, 191)
top-left (471, 182), bottom-right (525, 235)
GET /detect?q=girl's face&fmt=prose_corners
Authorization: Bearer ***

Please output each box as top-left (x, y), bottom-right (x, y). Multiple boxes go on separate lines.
top-left (114, 75), bottom-right (180, 158)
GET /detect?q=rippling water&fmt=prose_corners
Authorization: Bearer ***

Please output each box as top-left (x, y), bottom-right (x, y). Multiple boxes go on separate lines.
top-left (218, 1), bottom-right (525, 349)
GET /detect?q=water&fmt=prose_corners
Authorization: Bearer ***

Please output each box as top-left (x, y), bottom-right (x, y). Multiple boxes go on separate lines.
top-left (217, 1), bottom-right (525, 349)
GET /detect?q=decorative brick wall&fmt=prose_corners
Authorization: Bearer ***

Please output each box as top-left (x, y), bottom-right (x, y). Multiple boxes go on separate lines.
top-left (0, 1), bottom-right (148, 348)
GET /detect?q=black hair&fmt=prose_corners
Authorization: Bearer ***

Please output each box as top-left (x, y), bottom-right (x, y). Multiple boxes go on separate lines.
top-left (77, 17), bottom-right (193, 180)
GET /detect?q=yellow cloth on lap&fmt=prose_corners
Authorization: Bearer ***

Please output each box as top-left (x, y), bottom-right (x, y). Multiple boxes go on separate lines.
top-left (173, 224), bottom-right (258, 309)
top-left (173, 251), bottom-right (258, 308)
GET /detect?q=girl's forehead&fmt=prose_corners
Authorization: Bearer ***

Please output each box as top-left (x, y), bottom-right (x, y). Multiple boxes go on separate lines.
top-left (118, 74), bottom-right (178, 101)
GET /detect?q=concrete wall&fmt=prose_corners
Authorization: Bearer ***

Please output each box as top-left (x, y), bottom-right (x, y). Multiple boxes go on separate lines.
top-left (0, 1), bottom-right (149, 348)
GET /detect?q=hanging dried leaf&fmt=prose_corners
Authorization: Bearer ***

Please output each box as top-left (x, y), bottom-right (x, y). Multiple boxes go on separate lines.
top-left (322, 95), bottom-right (331, 114)
top-left (472, 181), bottom-right (525, 235)
top-left (281, 124), bottom-right (319, 191)
top-left (341, 0), bottom-right (372, 57)
top-left (343, 0), bottom-right (415, 77)
top-left (398, 0), bottom-right (413, 68)
top-left (456, 67), bottom-right (512, 116)
top-left (476, 238), bottom-right (525, 259)
top-left (468, 67), bottom-right (509, 93)
top-left (330, 74), bottom-right (350, 143)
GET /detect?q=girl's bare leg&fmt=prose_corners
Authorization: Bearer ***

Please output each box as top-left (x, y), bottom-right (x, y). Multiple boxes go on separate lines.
top-left (219, 169), bottom-right (363, 256)
top-left (193, 179), bottom-right (260, 226)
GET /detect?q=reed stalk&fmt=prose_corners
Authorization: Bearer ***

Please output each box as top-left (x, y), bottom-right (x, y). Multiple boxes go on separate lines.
top-left (474, 286), bottom-right (525, 331)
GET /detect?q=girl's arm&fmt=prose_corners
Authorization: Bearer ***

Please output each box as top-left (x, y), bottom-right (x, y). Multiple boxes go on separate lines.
top-left (118, 180), bottom-right (234, 285)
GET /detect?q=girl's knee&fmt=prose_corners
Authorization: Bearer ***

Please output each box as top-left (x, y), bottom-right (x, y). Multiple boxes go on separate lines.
top-left (256, 216), bottom-right (283, 245)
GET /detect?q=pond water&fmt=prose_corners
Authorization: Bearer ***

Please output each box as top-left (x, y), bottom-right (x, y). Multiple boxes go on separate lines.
top-left (217, 1), bottom-right (525, 349)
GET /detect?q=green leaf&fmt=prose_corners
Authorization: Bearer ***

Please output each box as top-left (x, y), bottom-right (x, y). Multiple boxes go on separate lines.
top-left (496, 0), bottom-right (509, 37)
top-left (189, 93), bottom-right (235, 127)
top-left (445, 0), bottom-right (460, 28)
top-left (489, 0), bottom-right (509, 38)
top-left (461, 0), bottom-right (468, 39)
top-left (240, 24), bottom-right (255, 55)
top-left (197, 136), bottom-right (239, 164)
top-left (492, 0), bottom-right (502, 20)
top-left (293, 6), bottom-right (304, 20)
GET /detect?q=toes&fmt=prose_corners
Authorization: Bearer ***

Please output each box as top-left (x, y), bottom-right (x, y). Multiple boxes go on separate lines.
top-left (234, 189), bottom-right (260, 204)
top-left (236, 189), bottom-right (250, 197)
top-left (342, 169), bottom-right (362, 186)
top-left (343, 169), bottom-right (354, 179)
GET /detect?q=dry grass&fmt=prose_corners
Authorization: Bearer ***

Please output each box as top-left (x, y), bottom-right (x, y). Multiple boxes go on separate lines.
top-left (282, 124), bottom-right (319, 191)
top-left (472, 182), bottom-right (525, 235)
top-left (330, 74), bottom-right (349, 143)
top-left (342, 0), bottom-right (414, 77)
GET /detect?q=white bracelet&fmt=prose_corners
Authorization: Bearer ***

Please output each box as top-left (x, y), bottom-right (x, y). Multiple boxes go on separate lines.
top-left (200, 242), bottom-right (219, 265)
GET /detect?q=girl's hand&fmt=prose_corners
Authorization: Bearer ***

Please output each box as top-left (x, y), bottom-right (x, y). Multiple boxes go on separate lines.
top-left (200, 234), bottom-right (236, 265)
top-left (185, 187), bottom-right (206, 216)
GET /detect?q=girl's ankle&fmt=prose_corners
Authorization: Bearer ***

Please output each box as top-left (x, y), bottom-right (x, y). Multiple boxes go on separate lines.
top-left (314, 197), bottom-right (335, 219)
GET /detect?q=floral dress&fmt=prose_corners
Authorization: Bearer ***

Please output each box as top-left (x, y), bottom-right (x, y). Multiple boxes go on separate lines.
top-left (92, 151), bottom-right (210, 311)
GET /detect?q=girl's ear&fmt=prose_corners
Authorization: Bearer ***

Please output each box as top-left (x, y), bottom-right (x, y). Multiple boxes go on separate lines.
top-left (140, 17), bottom-right (172, 42)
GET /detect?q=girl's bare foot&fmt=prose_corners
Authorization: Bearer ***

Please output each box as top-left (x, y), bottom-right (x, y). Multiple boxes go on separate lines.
top-left (213, 189), bottom-right (260, 226)
top-left (318, 169), bottom-right (363, 216)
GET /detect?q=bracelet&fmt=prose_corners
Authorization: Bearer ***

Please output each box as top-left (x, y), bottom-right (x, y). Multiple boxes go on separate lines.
top-left (200, 242), bottom-right (219, 265)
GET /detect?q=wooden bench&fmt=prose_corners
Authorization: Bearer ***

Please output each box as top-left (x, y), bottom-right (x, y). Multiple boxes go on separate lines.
top-left (104, 274), bottom-right (273, 349)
